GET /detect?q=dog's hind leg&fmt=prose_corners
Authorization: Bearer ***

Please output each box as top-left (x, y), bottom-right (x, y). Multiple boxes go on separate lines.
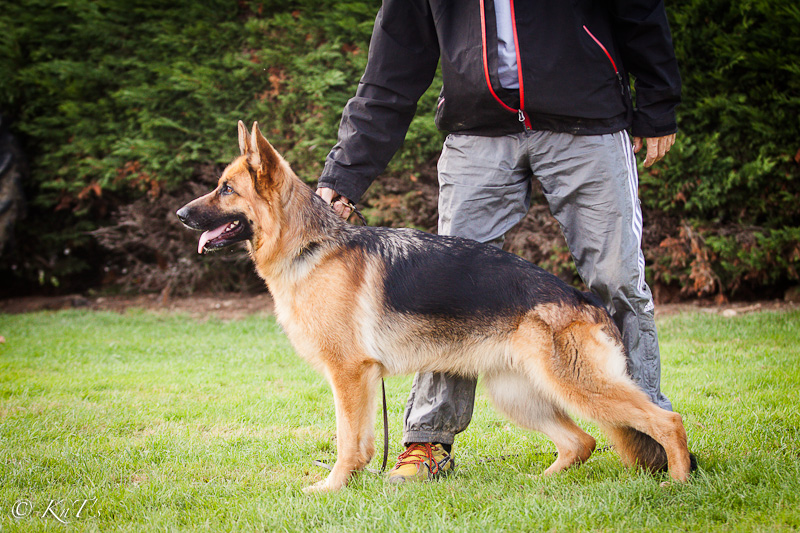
top-left (521, 319), bottom-right (692, 482)
top-left (304, 360), bottom-right (382, 494)
top-left (483, 370), bottom-right (596, 476)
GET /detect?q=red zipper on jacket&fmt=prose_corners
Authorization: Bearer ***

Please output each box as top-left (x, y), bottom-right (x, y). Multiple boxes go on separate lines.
top-left (508, 0), bottom-right (530, 128)
top-left (479, 0), bottom-right (532, 129)
top-left (583, 25), bottom-right (625, 92)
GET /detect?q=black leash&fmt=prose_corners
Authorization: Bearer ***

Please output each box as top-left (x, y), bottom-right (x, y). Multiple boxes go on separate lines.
top-left (379, 379), bottom-right (389, 472)
top-left (346, 200), bottom-right (390, 473)
top-left (313, 199), bottom-right (390, 475)
top-left (460, 444), bottom-right (615, 468)
top-left (340, 199), bottom-right (368, 227)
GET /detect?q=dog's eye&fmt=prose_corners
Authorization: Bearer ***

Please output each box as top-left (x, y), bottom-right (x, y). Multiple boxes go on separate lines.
top-left (220, 183), bottom-right (234, 196)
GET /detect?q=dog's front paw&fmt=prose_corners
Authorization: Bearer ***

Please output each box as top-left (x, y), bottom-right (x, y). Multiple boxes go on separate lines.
top-left (302, 479), bottom-right (343, 495)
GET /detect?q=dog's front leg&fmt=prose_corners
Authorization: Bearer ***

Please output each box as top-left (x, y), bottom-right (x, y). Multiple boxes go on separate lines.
top-left (304, 361), bottom-right (382, 494)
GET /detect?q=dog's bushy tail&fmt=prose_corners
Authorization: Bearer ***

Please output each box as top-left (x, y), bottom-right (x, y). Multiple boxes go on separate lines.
top-left (604, 426), bottom-right (669, 472)
top-left (605, 426), bottom-right (698, 473)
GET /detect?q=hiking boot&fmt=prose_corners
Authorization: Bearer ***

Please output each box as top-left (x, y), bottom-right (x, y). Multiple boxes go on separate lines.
top-left (387, 443), bottom-right (455, 484)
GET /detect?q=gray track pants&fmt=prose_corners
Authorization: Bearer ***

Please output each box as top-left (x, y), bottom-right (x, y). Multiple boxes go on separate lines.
top-left (402, 130), bottom-right (672, 446)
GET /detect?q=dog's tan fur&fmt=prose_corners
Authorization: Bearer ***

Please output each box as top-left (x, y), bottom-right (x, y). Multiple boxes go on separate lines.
top-left (178, 122), bottom-right (692, 493)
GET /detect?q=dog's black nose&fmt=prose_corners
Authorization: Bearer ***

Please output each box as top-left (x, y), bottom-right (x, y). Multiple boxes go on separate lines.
top-left (176, 206), bottom-right (190, 225)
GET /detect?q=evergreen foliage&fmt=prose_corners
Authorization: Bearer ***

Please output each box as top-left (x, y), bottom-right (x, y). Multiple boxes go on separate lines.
top-left (0, 0), bottom-right (388, 292)
top-left (644, 0), bottom-right (800, 296)
top-left (0, 0), bottom-right (797, 297)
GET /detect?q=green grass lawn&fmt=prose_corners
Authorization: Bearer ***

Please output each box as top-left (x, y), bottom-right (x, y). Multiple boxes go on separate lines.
top-left (1, 307), bottom-right (798, 531)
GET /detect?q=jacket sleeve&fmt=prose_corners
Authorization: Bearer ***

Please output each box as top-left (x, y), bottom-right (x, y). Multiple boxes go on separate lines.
top-left (318, 0), bottom-right (440, 203)
top-left (609, 0), bottom-right (682, 138)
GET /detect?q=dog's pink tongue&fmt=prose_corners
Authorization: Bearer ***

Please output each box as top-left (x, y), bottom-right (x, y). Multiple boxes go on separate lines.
top-left (197, 223), bottom-right (229, 254)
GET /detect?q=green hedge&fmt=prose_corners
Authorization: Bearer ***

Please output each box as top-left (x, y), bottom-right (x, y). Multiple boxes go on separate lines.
top-left (1, 0), bottom-right (797, 297)
top-left (0, 0), bottom-right (386, 291)
top-left (643, 0), bottom-right (800, 296)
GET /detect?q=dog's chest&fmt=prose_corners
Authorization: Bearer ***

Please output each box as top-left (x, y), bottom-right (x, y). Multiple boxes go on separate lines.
top-left (271, 287), bottom-right (364, 368)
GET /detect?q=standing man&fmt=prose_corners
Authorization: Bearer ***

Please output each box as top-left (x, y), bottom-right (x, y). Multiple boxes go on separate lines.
top-left (317, 0), bottom-right (681, 483)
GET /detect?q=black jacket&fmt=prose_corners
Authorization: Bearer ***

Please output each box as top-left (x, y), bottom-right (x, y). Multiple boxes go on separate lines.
top-left (319, 0), bottom-right (681, 203)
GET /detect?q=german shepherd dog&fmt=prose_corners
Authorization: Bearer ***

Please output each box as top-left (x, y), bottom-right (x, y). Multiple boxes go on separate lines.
top-left (177, 122), bottom-right (692, 493)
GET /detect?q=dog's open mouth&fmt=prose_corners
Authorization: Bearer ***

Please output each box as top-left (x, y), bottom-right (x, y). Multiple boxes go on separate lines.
top-left (197, 217), bottom-right (250, 254)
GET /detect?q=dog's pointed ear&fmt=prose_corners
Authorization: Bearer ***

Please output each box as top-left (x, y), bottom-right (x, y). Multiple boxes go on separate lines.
top-left (238, 120), bottom-right (251, 156)
top-left (249, 122), bottom-right (284, 196)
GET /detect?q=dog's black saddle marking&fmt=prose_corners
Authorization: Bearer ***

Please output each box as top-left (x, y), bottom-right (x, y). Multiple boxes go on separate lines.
top-left (345, 227), bottom-right (596, 319)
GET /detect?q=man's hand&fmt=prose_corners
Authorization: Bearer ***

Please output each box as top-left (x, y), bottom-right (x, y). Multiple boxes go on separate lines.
top-left (632, 133), bottom-right (676, 168)
top-left (316, 186), bottom-right (353, 219)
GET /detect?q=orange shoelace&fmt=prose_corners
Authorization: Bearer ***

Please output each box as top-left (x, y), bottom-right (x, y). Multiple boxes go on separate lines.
top-left (394, 443), bottom-right (441, 475)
